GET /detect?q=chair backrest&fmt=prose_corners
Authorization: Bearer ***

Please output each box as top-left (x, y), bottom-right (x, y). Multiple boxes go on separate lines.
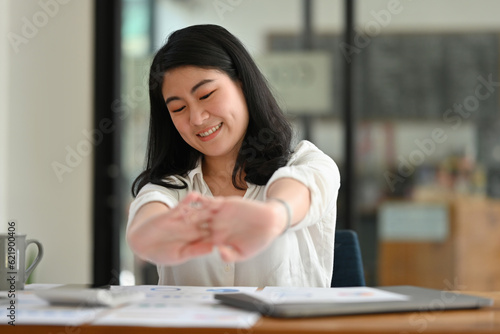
top-left (331, 229), bottom-right (366, 287)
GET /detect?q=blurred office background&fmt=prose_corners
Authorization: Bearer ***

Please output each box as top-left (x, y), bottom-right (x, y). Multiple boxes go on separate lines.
top-left (2, 0), bottom-right (499, 290)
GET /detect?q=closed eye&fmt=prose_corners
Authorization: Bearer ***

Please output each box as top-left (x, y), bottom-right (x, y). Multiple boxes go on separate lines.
top-left (172, 106), bottom-right (185, 113)
top-left (200, 90), bottom-right (215, 100)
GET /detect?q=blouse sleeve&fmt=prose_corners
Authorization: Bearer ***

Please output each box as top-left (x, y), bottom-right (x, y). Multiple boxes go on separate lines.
top-left (263, 140), bottom-right (340, 231)
top-left (126, 183), bottom-right (180, 230)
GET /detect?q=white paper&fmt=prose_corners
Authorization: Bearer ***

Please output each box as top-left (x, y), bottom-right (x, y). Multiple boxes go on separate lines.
top-left (2, 284), bottom-right (260, 328)
top-left (255, 286), bottom-right (410, 304)
top-left (1, 289), bottom-right (106, 326)
top-left (94, 285), bottom-right (260, 328)
top-left (109, 284), bottom-right (257, 302)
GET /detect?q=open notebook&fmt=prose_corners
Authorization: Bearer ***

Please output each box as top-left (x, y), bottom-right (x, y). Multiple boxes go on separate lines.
top-left (214, 285), bottom-right (493, 318)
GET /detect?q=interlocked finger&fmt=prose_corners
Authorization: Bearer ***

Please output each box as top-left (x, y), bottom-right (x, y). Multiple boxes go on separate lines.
top-left (199, 221), bottom-right (211, 232)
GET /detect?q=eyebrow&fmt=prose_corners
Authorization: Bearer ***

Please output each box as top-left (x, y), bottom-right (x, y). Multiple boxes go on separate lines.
top-left (165, 79), bottom-right (214, 105)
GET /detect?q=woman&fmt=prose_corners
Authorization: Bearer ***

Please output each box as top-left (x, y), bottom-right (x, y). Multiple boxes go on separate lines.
top-left (127, 24), bottom-right (340, 287)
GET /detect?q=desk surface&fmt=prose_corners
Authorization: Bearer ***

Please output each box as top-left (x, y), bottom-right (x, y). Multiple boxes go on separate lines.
top-left (3, 291), bottom-right (500, 334)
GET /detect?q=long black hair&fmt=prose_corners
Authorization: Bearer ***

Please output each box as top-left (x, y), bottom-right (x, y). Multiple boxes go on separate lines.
top-left (132, 24), bottom-right (293, 196)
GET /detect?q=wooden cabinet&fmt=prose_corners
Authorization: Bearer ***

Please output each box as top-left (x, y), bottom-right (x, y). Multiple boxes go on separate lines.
top-left (378, 196), bottom-right (500, 291)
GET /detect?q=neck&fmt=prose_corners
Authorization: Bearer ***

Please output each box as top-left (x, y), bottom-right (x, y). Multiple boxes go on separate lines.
top-left (202, 155), bottom-right (234, 178)
top-left (202, 156), bottom-right (247, 191)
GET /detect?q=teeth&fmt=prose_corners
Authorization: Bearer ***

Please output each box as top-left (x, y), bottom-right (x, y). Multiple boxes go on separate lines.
top-left (199, 123), bottom-right (222, 137)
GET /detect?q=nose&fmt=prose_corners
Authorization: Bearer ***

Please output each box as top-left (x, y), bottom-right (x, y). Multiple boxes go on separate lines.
top-left (189, 105), bottom-right (209, 125)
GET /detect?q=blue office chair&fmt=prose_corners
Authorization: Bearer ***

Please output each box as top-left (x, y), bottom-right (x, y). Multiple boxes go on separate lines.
top-left (331, 229), bottom-right (366, 287)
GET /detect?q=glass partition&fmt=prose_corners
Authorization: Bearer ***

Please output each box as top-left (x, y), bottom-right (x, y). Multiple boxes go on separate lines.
top-left (118, 0), bottom-right (500, 289)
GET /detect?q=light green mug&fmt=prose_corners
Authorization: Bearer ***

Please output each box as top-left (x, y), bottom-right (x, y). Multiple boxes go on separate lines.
top-left (0, 234), bottom-right (44, 291)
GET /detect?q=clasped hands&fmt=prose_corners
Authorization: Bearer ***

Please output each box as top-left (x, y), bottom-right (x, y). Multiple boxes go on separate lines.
top-left (131, 192), bottom-right (288, 265)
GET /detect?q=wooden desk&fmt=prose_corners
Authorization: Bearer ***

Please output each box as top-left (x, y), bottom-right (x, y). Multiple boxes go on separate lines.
top-left (3, 291), bottom-right (499, 334)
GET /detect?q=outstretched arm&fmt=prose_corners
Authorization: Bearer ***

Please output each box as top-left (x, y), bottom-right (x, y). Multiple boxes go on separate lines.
top-left (207, 177), bottom-right (311, 262)
top-left (265, 177), bottom-right (311, 230)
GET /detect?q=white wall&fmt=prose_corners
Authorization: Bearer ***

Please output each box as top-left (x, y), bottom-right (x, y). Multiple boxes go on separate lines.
top-left (356, 0), bottom-right (500, 32)
top-left (155, 0), bottom-right (311, 54)
top-left (5, 0), bottom-right (94, 284)
top-left (0, 1), bottom-right (9, 230)
top-left (155, 0), bottom-right (500, 55)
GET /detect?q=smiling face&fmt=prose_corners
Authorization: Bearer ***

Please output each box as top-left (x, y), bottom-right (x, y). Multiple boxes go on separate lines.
top-left (162, 66), bottom-right (249, 163)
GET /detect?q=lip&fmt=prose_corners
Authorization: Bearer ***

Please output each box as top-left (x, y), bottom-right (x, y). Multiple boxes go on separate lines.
top-left (196, 122), bottom-right (223, 141)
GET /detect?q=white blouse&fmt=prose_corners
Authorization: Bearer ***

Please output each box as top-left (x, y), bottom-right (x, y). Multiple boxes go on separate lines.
top-left (127, 140), bottom-right (340, 288)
